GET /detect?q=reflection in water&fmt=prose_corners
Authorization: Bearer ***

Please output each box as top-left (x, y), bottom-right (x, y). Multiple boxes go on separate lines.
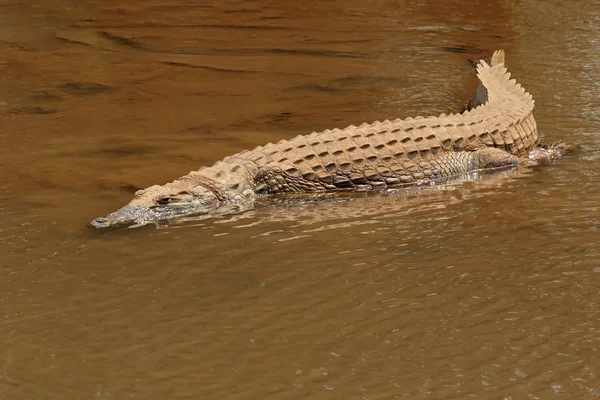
top-left (160, 168), bottom-right (526, 232)
top-left (1, 0), bottom-right (600, 399)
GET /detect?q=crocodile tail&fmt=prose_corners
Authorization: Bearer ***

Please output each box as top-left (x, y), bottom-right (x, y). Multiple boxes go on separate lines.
top-left (469, 50), bottom-right (506, 109)
top-left (490, 49), bottom-right (505, 67)
top-left (475, 52), bottom-right (534, 113)
top-left (468, 50), bottom-right (538, 154)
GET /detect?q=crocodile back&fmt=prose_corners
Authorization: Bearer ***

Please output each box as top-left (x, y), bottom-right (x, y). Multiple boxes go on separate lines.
top-left (196, 50), bottom-right (538, 192)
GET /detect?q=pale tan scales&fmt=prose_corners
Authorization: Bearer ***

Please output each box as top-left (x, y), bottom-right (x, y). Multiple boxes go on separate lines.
top-left (199, 50), bottom-right (539, 193)
top-left (91, 50), bottom-right (545, 228)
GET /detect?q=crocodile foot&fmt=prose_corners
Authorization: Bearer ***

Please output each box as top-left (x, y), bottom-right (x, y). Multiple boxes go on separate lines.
top-left (528, 141), bottom-right (572, 164)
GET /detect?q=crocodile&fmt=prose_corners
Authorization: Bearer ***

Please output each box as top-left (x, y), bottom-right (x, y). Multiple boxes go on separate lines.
top-left (90, 50), bottom-right (557, 229)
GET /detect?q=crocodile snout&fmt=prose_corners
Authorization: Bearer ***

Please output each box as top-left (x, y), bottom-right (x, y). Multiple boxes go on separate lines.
top-left (88, 205), bottom-right (149, 229)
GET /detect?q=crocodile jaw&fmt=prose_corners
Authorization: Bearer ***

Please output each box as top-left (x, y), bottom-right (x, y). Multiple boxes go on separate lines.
top-left (90, 202), bottom-right (221, 229)
top-left (89, 184), bottom-right (224, 228)
top-left (89, 205), bottom-right (160, 229)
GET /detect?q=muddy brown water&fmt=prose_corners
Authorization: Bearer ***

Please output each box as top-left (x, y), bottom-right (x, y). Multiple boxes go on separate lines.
top-left (1, 0), bottom-right (599, 399)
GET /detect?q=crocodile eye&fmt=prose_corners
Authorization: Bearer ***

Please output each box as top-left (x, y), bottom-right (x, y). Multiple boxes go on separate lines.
top-left (156, 196), bottom-right (172, 205)
top-left (156, 191), bottom-right (194, 205)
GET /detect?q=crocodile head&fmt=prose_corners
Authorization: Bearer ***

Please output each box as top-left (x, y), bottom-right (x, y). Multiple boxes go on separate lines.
top-left (89, 185), bottom-right (222, 229)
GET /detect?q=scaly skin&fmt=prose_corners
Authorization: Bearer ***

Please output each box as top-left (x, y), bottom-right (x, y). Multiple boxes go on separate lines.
top-left (90, 50), bottom-right (545, 229)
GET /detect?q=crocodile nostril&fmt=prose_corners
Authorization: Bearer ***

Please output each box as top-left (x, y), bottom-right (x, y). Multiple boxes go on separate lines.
top-left (89, 217), bottom-right (109, 229)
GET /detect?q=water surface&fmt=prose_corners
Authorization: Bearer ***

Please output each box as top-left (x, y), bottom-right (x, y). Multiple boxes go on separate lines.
top-left (1, 0), bottom-right (599, 399)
